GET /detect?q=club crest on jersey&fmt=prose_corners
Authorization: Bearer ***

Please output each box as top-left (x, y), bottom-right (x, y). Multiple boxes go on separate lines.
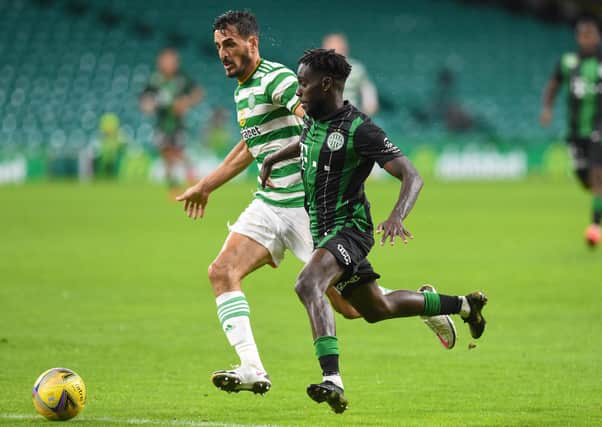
top-left (326, 132), bottom-right (345, 151)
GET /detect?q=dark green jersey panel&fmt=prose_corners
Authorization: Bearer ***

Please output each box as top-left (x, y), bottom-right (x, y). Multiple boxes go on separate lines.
top-left (554, 52), bottom-right (602, 140)
top-left (142, 72), bottom-right (196, 135)
top-left (299, 102), bottom-right (403, 245)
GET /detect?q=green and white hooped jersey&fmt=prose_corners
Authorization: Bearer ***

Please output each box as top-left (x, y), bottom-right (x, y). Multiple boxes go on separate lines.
top-left (235, 59), bottom-right (304, 208)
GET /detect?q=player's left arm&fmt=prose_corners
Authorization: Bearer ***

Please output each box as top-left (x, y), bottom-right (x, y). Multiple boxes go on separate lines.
top-left (378, 156), bottom-right (423, 246)
top-left (259, 68), bottom-right (305, 187)
top-left (354, 122), bottom-right (423, 245)
top-left (173, 76), bottom-right (204, 116)
top-left (540, 59), bottom-right (563, 126)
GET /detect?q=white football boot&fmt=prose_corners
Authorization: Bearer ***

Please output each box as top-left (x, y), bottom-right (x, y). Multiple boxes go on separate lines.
top-left (418, 285), bottom-right (457, 350)
top-left (211, 366), bottom-right (271, 395)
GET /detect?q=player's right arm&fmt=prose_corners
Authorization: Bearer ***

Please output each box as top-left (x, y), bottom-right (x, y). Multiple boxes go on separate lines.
top-left (176, 140), bottom-right (254, 219)
top-left (540, 60), bottom-right (563, 126)
top-left (139, 76), bottom-right (159, 115)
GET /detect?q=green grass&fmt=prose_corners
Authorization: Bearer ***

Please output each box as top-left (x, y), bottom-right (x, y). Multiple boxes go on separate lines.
top-left (0, 178), bottom-right (600, 426)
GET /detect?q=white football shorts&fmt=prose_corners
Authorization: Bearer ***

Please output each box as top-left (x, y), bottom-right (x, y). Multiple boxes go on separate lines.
top-left (228, 198), bottom-right (313, 266)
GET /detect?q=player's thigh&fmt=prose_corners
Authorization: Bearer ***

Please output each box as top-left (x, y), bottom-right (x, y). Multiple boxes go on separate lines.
top-left (209, 232), bottom-right (273, 288)
top-left (590, 166), bottom-right (602, 193)
top-left (325, 287), bottom-right (361, 319)
top-left (280, 206), bottom-right (313, 264)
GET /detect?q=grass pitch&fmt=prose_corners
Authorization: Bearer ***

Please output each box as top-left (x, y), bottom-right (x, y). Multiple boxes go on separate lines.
top-left (0, 178), bottom-right (600, 426)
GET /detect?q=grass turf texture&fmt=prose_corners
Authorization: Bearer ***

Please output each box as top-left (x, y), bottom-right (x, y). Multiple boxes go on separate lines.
top-left (0, 178), bottom-right (600, 426)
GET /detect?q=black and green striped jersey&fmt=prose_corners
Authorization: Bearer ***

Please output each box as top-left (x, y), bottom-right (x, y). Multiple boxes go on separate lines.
top-left (142, 72), bottom-right (196, 135)
top-left (554, 52), bottom-right (602, 141)
top-left (300, 102), bottom-right (403, 246)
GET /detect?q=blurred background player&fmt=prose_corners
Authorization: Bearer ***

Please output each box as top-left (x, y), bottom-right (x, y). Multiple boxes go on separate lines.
top-left (322, 33), bottom-right (379, 116)
top-left (96, 112), bottom-right (127, 179)
top-left (540, 16), bottom-right (602, 247)
top-left (139, 48), bottom-right (203, 191)
top-left (78, 112), bottom-right (128, 181)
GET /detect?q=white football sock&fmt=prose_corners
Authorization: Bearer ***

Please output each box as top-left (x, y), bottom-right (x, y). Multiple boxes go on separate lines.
top-left (459, 296), bottom-right (471, 318)
top-left (323, 374), bottom-right (344, 390)
top-left (216, 291), bottom-right (265, 372)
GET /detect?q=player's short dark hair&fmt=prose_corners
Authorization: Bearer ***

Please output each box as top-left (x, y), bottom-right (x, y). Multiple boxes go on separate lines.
top-left (576, 15), bottom-right (600, 32)
top-left (298, 48), bottom-right (352, 81)
top-left (213, 10), bottom-right (259, 38)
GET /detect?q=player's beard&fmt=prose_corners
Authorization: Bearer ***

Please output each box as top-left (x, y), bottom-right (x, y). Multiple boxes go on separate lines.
top-left (230, 50), bottom-right (253, 80)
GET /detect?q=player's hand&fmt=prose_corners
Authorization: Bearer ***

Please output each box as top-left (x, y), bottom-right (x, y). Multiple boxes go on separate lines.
top-left (175, 182), bottom-right (210, 219)
top-left (140, 96), bottom-right (157, 115)
top-left (376, 216), bottom-right (413, 246)
top-left (259, 156), bottom-right (276, 189)
top-left (540, 108), bottom-right (553, 126)
top-left (173, 97), bottom-right (190, 116)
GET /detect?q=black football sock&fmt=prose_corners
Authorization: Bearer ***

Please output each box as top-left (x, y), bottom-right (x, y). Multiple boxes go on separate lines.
top-left (319, 354), bottom-right (340, 377)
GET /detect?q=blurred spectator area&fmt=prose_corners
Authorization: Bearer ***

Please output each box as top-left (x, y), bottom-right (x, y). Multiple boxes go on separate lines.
top-left (0, 0), bottom-right (597, 154)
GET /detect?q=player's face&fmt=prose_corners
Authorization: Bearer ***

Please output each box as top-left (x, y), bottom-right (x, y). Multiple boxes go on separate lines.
top-left (158, 51), bottom-right (179, 77)
top-left (577, 23), bottom-right (600, 54)
top-left (322, 34), bottom-right (348, 57)
top-left (214, 25), bottom-right (257, 79)
top-left (296, 63), bottom-right (330, 119)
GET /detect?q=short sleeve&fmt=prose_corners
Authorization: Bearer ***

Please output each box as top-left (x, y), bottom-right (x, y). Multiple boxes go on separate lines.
top-left (268, 69), bottom-right (300, 113)
top-left (354, 121), bottom-right (403, 167)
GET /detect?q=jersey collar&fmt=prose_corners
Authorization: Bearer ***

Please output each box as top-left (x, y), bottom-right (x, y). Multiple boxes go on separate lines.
top-left (238, 59), bottom-right (263, 85)
top-left (317, 101), bottom-right (353, 123)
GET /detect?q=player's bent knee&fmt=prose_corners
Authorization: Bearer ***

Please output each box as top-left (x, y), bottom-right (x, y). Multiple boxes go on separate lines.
top-left (362, 311), bottom-right (385, 324)
top-left (294, 277), bottom-right (321, 303)
top-left (361, 302), bottom-right (392, 324)
top-left (207, 260), bottom-right (237, 290)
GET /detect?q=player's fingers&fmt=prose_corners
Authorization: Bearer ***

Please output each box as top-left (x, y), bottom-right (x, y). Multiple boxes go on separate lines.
top-left (189, 202), bottom-right (198, 218)
top-left (187, 203), bottom-right (194, 218)
top-left (380, 228), bottom-right (390, 245)
top-left (404, 229), bottom-right (414, 239)
top-left (266, 178), bottom-right (276, 189)
top-left (376, 223), bottom-right (384, 234)
top-left (199, 204), bottom-right (205, 219)
top-left (389, 232), bottom-right (396, 246)
top-left (399, 229), bottom-right (408, 244)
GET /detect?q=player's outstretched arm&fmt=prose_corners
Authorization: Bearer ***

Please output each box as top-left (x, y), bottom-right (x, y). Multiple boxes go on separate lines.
top-left (377, 156), bottom-right (424, 246)
top-left (540, 77), bottom-right (560, 126)
top-left (259, 141), bottom-right (301, 188)
top-left (176, 140), bottom-right (253, 219)
top-left (173, 86), bottom-right (204, 116)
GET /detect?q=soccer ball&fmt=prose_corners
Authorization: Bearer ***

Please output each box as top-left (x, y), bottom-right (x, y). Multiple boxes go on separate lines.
top-left (32, 368), bottom-right (87, 421)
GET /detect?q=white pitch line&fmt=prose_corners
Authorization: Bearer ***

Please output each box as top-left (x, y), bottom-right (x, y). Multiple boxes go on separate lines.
top-left (0, 414), bottom-right (294, 427)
